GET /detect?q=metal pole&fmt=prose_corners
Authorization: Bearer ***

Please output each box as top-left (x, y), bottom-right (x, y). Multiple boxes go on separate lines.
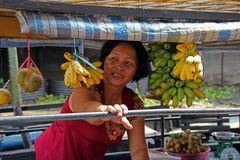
top-left (160, 101), bottom-right (165, 147)
top-left (1, 108), bottom-right (240, 126)
top-left (221, 52), bottom-right (224, 87)
top-left (7, 47), bottom-right (33, 148)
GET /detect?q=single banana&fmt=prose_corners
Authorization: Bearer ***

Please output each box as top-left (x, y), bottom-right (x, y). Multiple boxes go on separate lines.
top-left (185, 80), bottom-right (200, 89)
top-left (64, 66), bottom-right (72, 87)
top-left (186, 95), bottom-right (194, 107)
top-left (90, 73), bottom-right (101, 85)
top-left (186, 63), bottom-right (196, 80)
top-left (180, 63), bottom-right (188, 80)
top-left (172, 95), bottom-right (179, 108)
top-left (192, 88), bottom-right (205, 99)
top-left (86, 77), bottom-right (95, 86)
top-left (72, 60), bottom-right (90, 76)
top-left (95, 68), bottom-right (104, 75)
top-left (197, 63), bottom-right (203, 72)
top-left (61, 62), bottom-right (71, 70)
top-left (79, 64), bottom-right (91, 76)
top-left (161, 90), bottom-right (171, 101)
top-left (69, 63), bottom-right (77, 84)
top-left (185, 66), bottom-right (194, 80)
top-left (172, 52), bottom-right (185, 60)
top-left (89, 68), bottom-right (103, 80)
top-left (193, 55), bottom-right (202, 63)
top-left (169, 87), bottom-right (177, 96)
top-left (64, 52), bottom-right (74, 62)
top-left (92, 61), bottom-right (102, 68)
top-left (172, 58), bottom-right (185, 77)
top-left (186, 56), bottom-right (194, 63)
top-left (177, 87), bottom-right (185, 101)
top-left (183, 86), bottom-right (194, 98)
top-left (198, 71), bottom-right (203, 77)
top-left (163, 96), bottom-right (172, 106)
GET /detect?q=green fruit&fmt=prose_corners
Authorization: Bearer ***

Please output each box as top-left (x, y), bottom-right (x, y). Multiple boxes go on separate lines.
top-left (169, 87), bottom-right (177, 96)
top-left (160, 82), bottom-right (171, 90)
top-left (17, 68), bottom-right (27, 87)
top-left (149, 78), bottom-right (157, 85)
top-left (175, 80), bottom-right (184, 88)
top-left (156, 68), bottom-right (165, 74)
top-left (17, 67), bottom-right (40, 88)
top-left (162, 96), bottom-right (172, 106)
top-left (150, 44), bottom-right (160, 52)
top-left (155, 78), bottom-right (164, 86)
top-left (164, 66), bottom-right (172, 73)
top-left (27, 73), bottom-right (44, 93)
top-left (150, 72), bottom-right (161, 81)
top-left (163, 52), bottom-right (171, 60)
top-left (177, 87), bottom-right (185, 101)
top-left (162, 90), bottom-right (171, 100)
top-left (152, 57), bottom-right (162, 67)
top-left (157, 49), bottom-right (166, 57)
top-left (163, 43), bottom-right (171, 50)
top-left (171, 53), bottom-right (176, 60)
top-left (167, 79), bottom-right (176, 87)
top-left (185, 81), bottom-right (200, 89)
top-left (186, 95), bottom-right (194, 107)
top-left (172, 95), bottom-right (179, 108)
top-left (154, 88), bottom-right (164, 96)
top-left (149, 83), bottom-right (157, 90)
top-left (162, 73), bottom-right (170, 81)
top-left (167, 60), bottom-right (175, 68)
top-left (183, 87), bottom-right (194, 98)
top-left (159, 58), bottom-right (168, 67)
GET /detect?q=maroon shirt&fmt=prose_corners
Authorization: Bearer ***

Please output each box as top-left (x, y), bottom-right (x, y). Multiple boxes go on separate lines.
top-left (34, 83), bottom-right (144, 160)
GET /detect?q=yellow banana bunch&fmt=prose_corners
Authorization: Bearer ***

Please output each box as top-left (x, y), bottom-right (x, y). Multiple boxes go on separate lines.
top-left (172, 43), bottom-right (204, 81)
top-left (147, 42), bottom-right (206, 108)
top-left (61, 52), bottom-right (104, 88)
top-left (85, 61), bottom-right (104, 87)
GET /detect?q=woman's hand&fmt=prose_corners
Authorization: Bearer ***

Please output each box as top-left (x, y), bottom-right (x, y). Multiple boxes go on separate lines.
top-left (98, 104), bottom-right (133, 130)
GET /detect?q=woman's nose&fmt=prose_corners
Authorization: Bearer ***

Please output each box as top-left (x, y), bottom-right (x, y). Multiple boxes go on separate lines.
top-left (115, 61), bottom-right (124, 70)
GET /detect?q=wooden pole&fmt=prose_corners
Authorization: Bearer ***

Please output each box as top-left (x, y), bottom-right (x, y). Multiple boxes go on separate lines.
top-left (7, 47), bottom-right (33, 148)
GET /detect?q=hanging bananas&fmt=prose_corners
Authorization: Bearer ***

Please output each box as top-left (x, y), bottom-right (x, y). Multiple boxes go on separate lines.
top-left (172, 43), bottom-right (204, 81)
top-left (61, 52), bottom-right (104, 89)
top-left (147, 42), bottom-right (206, 108)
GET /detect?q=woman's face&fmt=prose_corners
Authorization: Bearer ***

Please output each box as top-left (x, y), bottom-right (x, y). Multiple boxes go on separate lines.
top-left (103, 42), bottom-right (138, 87)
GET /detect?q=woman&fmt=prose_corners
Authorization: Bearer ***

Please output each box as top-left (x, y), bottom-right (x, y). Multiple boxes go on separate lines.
top-left (35, 40), bottom-right (150, 160)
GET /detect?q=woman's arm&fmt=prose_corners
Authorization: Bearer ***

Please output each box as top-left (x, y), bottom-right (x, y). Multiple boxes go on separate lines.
top-left (69, 87), bottom-right (133, 129)
top-left (128, 116), bottom-right (149, 160)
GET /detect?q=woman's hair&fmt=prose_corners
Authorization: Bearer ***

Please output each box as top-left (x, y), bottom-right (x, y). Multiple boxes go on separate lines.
top-left (99, 40), bottom-right (149, 82)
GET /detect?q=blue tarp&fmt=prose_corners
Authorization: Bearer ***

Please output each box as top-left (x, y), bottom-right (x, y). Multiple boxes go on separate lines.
top-left (16, 11), bottom-right (240, 43)
top-left (0, 131), bottom-right (42, 151)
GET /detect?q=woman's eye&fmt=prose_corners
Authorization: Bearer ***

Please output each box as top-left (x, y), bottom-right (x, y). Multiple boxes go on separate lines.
top-left (110, 57), bottom-right (117, 62)
top-left (124, 61), bottom-right (134, 67)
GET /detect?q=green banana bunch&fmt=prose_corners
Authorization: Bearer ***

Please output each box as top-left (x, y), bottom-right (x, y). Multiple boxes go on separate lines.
top-left (147, 42), bottom-right (206, 108)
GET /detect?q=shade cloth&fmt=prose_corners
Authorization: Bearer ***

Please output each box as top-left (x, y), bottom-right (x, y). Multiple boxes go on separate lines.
top-left (16, 11), bottom-right (240, 43)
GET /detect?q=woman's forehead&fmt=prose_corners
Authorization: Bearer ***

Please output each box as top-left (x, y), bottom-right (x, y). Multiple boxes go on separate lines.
top-left (110, 43), bottom-right (137, 58)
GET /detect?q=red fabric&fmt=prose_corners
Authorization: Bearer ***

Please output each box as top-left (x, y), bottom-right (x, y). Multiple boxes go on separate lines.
top-left (34, 83), bottom-right (144, 160)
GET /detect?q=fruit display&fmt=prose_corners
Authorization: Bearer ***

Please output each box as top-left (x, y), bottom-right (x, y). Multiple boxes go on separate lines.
top-left (165, 129), bottom-right (209, 154)
top-left (147, 42), bottom-right (206, 108)
top-left (61, 52), bottom-right (104, 88)
top-left (17, 67), bottom-right (44, 93)
top-left (0, 88), bottom-right (11, 105)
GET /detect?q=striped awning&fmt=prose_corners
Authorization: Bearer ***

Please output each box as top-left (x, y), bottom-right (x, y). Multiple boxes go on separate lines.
top-left (16, 11), bottom-right (240, 43)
